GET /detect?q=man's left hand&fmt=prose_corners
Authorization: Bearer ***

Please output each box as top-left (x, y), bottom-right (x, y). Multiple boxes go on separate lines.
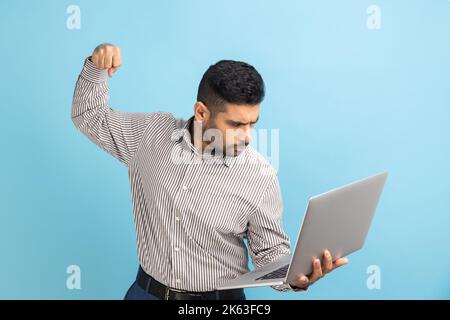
top-left (289, 249), bottom-right (348, 290)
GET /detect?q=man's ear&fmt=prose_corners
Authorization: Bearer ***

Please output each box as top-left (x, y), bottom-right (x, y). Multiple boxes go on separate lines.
top-left (194, 101), bottom-right (211, 123)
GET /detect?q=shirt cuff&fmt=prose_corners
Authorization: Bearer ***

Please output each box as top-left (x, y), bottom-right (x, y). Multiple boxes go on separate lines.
top-left (80, 56), bottom-right (108, 83)
top-left (271, 282), bottom-right (308, 292)
top-left (287, 283), bottom-right (309, 292)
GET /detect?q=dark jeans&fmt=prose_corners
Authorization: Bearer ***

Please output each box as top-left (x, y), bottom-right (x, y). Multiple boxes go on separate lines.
top-left (124, 281), bottom-right (246, 300)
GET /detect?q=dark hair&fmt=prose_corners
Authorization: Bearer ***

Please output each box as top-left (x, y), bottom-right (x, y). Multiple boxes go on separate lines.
top-left (197, 60), bottom-right (265, 115)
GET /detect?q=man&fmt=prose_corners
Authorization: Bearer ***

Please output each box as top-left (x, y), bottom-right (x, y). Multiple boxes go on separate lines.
top-left (71, 43), bottom-right (348, 300)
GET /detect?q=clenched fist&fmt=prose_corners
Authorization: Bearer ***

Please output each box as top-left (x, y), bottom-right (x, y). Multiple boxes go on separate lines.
top-left (90, 43), bottom-right (122, 77)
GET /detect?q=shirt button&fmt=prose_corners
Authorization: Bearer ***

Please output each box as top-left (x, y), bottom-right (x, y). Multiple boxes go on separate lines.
top-left (176, 279), bottom-right (181, 284)
top-left (175, 216), bottom-right (180, 221)
top-left (182, 185), bottom-right (189, 191)
top-left (174, 247), bottom-right (180, 252)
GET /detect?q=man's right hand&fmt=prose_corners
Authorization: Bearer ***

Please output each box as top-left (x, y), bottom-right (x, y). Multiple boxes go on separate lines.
top-left (90, 43), bottom-right (122, 77)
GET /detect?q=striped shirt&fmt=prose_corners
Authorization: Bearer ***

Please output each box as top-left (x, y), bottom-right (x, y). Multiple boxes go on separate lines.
top-left (71, 57), bottom-right (301, 293)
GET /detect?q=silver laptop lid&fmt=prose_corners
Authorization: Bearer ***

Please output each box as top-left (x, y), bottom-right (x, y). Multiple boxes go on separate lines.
top-left (285, 171), bottom-right (388, 283)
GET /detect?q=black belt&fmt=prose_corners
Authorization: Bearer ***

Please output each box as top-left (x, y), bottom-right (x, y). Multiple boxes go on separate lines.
top-left (136, 266), bottom-right (244, 300)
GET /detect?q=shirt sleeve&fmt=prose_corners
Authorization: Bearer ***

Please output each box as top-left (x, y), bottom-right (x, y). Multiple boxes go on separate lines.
top-left (246, 173), bottom-right (307, 293)
top-left (71, 56), bottom-right (156, 166)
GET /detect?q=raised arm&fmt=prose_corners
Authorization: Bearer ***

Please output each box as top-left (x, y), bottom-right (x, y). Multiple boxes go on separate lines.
top-left (71, 43), bottom-right (155, 166)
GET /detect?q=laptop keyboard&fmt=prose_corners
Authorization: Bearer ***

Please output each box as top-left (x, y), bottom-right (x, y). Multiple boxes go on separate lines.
top-left (256, 264), bottom-right (289, 281)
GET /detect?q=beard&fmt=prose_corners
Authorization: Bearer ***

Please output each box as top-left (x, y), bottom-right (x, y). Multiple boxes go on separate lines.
top-left (199, 119), bottom-right (248, 158)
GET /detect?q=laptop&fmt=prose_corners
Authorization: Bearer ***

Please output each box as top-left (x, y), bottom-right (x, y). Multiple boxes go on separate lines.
top-left (216, 171), bottom-right (388, 290)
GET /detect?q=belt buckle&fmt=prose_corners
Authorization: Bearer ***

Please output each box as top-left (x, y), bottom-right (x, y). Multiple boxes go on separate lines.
top-left (164, 287), bottom-right (170, 300)
top-left (165, 286), bottom-right (188, 300)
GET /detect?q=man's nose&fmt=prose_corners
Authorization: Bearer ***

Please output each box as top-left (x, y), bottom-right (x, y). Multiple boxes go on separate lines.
top-left (245, 126), bottom-right (254, 144)
top-left (242, 129), bottom-right (252, 146)
top-left (234, 126), bottom-right (252, 145)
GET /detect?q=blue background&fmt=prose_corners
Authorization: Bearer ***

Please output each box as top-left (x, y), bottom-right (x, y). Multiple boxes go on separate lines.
top-left (0, 0), bottom-right (449, 299)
